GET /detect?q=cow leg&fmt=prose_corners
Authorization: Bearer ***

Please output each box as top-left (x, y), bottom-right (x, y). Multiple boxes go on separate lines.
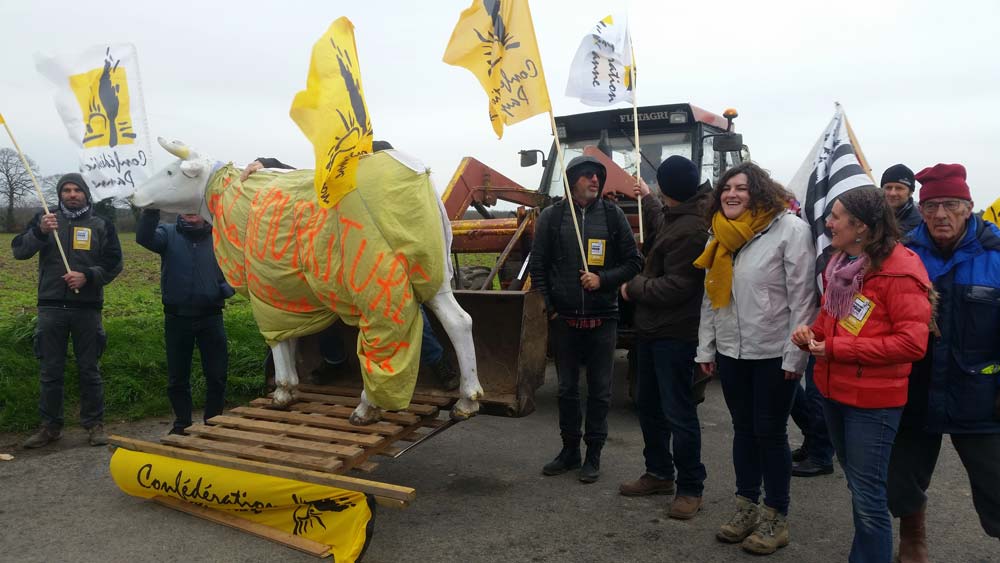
top-left (271, 338), bottom-right (299, 408)
top-left (349, 390), bottom-right (384, 426)
top-left (425, 289), bottom-right (483, 420)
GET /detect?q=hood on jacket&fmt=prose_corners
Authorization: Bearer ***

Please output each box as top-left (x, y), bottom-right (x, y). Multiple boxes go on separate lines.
top-left (565, 155), bottom-right (607, 196)
top-left (55, 172), bottom-right (92, 205)
top-left (870, 243), bottom-right (931, 288)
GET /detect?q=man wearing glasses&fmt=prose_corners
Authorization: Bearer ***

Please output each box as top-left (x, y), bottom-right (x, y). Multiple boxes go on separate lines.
top-left (889, 163), bottom-right (1000, 561)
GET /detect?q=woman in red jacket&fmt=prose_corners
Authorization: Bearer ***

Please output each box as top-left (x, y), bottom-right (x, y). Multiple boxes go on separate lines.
top-left (792, 186), bottom-right (931, 563)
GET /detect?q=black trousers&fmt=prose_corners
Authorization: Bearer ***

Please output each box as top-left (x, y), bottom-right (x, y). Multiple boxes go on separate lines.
top-left (887, 426), bottom-right (1000, 538)
top-left (35, 307), bottom-right (106, 430)
top-left (549, 319), bottom-right (617, 446)
top-left (165, 313), bottom-right (228, 432)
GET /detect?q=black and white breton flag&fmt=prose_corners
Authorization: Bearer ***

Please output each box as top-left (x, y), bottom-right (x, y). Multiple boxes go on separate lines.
top-left (788, 103), bottom-right (874, 287)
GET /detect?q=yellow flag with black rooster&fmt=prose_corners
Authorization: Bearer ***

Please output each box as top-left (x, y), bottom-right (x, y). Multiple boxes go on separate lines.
top-left (290, 17), bottom-right (373, 208)
top-left (443, 0), bottom-right (551, 138)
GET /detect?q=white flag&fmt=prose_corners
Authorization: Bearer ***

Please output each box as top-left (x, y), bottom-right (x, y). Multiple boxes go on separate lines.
top-left (36, 43), bottom-right (154, 202)
top-left (565, 15), bottom-right (635, 107)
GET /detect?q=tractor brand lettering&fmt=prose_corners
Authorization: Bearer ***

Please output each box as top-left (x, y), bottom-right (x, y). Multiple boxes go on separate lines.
top-left (135, 464), bottom-right (273, 514)
top-left (620, 111), bottom-right (671, 123)
top-left (69, 47), bottom-right (136, 149)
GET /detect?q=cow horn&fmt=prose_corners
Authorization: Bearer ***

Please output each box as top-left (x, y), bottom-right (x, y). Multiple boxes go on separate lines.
top-left (158, 137), bottom-right (198, 160)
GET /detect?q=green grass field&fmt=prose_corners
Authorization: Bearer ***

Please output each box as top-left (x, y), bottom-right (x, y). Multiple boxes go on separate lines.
top-left (0, 232), bottom-right (267, 432)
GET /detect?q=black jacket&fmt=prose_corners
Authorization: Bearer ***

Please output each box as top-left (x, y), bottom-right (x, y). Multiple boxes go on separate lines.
top-left (626, 188), bottom-right (710, 341)
top-left (136, 209), bottom-right (234, 315)
top-left (531, 196), bottom-right (641, 319)
top-left (12, 204), bottom-right (122, 309)
top-left (895, 197), bottom-right (923, 237)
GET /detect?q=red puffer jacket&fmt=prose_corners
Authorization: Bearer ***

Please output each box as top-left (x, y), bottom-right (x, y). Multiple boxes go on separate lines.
top-left (810, 243), bottom-right (932, 408)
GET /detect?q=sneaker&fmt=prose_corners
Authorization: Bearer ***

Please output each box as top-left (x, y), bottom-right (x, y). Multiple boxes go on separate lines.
top-left (717, 495), bottom-right (761, 543)
top-left (741, 506), bottom-right (790, 555)
top-left (22, 427), bottom-right (62, 449)
top-left (619, 474), bottom-right (676, 497)
top-left (668, 495), bottom-right (703, 520)
top-left (87, 424), bottom-right (109, 446)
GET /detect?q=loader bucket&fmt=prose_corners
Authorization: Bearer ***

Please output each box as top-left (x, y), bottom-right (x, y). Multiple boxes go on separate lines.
top-left (290, 289), bottom-right (548, 417)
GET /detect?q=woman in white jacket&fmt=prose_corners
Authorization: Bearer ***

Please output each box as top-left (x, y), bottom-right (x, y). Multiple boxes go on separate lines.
top-left (694, 162), bottom-right (817, 555)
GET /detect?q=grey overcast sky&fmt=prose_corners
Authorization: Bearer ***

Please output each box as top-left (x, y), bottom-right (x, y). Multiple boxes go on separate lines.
top-left (2, 0), bottom-right (998, 207)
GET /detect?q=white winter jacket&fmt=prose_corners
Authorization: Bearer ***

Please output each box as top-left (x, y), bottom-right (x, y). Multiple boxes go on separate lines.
top-left (695, 211), bottom-right (818, 374)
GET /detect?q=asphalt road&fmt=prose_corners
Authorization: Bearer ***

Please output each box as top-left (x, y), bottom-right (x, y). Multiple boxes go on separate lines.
top-left (2, 354), bottom-right (997, 562)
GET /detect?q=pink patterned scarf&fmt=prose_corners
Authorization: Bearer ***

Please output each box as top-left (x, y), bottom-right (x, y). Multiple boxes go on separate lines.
top-left (823, 252), bottom-right (869, 320)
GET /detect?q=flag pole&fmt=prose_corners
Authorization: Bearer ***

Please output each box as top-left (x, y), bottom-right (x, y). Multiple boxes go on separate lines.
top-left (629, 42), bottom-right (643, 244)
top-left (548, 111), bottom-right (589, 273)
top-left (1, 114), bottom-right (77, 288)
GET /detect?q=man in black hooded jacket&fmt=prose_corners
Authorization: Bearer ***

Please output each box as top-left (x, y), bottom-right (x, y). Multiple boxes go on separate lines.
top-left (531, 155), bottom-right (642, 483)
top-left (12, 173), bottom-right (123, 448)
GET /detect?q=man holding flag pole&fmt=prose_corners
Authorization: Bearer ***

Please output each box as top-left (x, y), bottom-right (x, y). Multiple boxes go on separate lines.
top-left (444, 2), bottom-right (641, 483)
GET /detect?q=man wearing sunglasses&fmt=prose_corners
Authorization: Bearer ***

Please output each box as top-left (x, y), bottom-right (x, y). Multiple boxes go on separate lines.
top-left (531, 155), bottom-right (642, 484)
top-left (889, 163), bottom-right (1000, 561)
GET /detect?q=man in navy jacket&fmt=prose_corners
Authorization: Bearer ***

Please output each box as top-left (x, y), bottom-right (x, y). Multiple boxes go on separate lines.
top-left (137, 209), bottom-right (234, 435)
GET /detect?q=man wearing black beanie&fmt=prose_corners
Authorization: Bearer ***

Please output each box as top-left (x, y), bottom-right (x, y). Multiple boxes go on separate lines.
top-left (880, 164), bottom-right (922, 235)
top-left (617, 156), bottom-right (712, 519)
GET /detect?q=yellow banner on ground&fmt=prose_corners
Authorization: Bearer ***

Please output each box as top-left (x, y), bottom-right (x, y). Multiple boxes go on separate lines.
top-left (443, 0), bottom-right (551, 138)
top-left (110, 448), bottom-right (373, 561)
top-left (290, 17), bottom-right (374, 208)
top-left (206, 151), bottom-right (445, 410)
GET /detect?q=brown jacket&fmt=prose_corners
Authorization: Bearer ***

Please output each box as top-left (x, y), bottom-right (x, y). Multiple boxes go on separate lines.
top-left (626, 187), bottom-right (710, 342)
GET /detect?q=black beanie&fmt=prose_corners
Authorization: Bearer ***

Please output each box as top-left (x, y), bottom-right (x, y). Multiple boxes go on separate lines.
top-left (656, 155), bottom-right (700, 202)
top-left (880, 164), bottom-right (915, 192)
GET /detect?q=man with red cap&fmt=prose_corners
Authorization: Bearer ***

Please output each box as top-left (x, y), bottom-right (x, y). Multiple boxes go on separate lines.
top-left (890, 163), bottom-right (1000, 561)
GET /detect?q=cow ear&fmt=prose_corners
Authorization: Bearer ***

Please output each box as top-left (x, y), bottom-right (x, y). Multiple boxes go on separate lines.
top-left (179, 159), bottom-right (206, 178)
top-left (158, 137), bottom-right (200, 160)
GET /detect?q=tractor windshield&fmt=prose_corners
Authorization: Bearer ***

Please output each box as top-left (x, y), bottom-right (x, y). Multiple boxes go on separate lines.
top-left (548, 131), bottom-right (692, 194)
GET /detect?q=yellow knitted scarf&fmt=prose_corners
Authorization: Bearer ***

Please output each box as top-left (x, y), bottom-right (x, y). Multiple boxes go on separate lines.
top-left (694, 209), bottom-right (779, 309)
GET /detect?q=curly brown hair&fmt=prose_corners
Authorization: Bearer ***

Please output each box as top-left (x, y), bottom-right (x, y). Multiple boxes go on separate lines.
top-left (836, 186), bottom-right (900, 271)
top-left (707, 162), bottom-right (791, 219)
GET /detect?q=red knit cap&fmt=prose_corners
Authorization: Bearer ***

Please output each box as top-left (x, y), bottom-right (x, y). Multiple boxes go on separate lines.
top-left (916, 163), bottom-right (972, 201)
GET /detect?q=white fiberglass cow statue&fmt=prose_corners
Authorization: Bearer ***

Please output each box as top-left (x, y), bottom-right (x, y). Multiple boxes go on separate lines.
top-left (132, 137), bottom-right (482, 425)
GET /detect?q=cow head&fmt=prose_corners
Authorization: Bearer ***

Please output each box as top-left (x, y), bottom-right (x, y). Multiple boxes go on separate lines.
top-left (132, 137), bottom-right (214, 215)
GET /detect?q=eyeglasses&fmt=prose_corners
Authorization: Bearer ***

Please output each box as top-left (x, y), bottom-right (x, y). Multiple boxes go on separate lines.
top-left (920, 200), bottom-right (966, 213)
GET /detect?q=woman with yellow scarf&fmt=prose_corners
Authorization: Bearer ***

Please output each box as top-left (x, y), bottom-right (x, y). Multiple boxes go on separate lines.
top-left (694, 162), bottom-right (817, 555)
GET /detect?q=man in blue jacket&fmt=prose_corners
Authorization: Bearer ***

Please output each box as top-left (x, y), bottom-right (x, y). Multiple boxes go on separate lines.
top-left (137, 209), bottom-right (234, 435)
top-left (531, 155), bottom-right (642, 483)
top-left (890, 163), bottom-right (1000, 561)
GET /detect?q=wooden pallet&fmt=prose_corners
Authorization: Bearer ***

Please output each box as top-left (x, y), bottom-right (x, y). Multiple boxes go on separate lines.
top-left (110, 385), bottom-right (457, 509)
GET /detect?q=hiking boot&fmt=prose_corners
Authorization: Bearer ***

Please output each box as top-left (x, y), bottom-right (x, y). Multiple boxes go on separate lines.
top-left (619, 474), bottom-right (676, 497)
top-left (897, 508), bottom-right (929, 563)
top-left (429, 356), bottom-right (460, 391)
top-left (87, 424), bottom-right (109, 446)
top-left (542, 441), bottom-right (581, 476)
top-left (741, 506), bottom-right (790, 555)
top-left (668, 496), bottom-right (703, 520)
top-left (578, 442), bottom-right (603, 484)
top-left (167, 427), bottom-right (189, 437)
top-left (791, 446), bottom-right (808, 463)
top-left (22, 426), bottom-right (62, 449)
top-left (717, 495), bottom-right (761, 543)
top-left (792, 458), bottom-right (834, 477)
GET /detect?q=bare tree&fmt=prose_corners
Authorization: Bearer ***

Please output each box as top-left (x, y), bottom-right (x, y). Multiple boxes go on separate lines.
top-left (0, 148), bottom-right (39, 232)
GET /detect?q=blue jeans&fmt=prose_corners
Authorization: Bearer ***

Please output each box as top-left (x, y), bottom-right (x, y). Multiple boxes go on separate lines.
top-left (165, 313), bottom-right (229, 432)
top-left (420, 308), bottom-right (444, 365)
top-left (789, 357), bottom-right (834, 465)
top-left (717, 355), bottom-right (796, 514)
top-left (636, 338), bottom-right (706, 496)
top-left (824, 398), bottom-right (902, 563)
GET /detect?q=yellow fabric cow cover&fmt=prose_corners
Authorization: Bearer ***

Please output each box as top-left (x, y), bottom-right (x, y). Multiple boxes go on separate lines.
top-left (207, 151), bottom-right (446, 410)
top-left (110, 448), bottom-right (374, 561)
